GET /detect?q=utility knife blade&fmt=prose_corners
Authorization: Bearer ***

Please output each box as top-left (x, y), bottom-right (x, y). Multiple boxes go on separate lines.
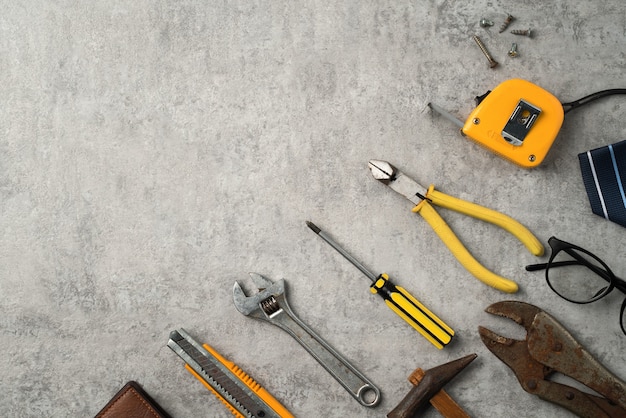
top-left (168, 329), bottom-right (292, 418)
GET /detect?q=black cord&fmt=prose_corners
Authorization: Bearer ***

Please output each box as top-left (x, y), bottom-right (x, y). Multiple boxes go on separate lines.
top-left (561, 89), bottom-right (626, 114)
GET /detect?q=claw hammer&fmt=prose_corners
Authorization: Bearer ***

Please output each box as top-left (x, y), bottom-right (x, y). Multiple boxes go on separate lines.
top-left (387, 354), bottom-right (477, 418)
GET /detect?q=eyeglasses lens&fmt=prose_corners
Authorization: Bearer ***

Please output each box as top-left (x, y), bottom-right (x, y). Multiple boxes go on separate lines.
top-left (548, 248), bottom-right (612, 303)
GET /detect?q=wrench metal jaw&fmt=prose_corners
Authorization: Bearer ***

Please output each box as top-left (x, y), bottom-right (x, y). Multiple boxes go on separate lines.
top-left (232, 273), bottom-right (287, 318)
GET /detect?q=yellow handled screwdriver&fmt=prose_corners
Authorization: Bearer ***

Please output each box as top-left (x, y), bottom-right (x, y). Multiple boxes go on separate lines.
top-left (306, 221), bottom-right (454, 349)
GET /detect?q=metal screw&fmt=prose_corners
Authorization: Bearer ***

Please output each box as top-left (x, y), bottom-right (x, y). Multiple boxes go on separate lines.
top-left (511, 28), bottom-right (533, 38)
top-left (480, 18), bottom-right (494, 28)
top-left (472, 35), bottom-right (498, 68)
top-left (528, 154), bottom-right (536, 162)
top-left (499, 14), bottom-right (514, 33)
top-left (472, 118), bottom-right (480, 124)
top-left (508, 43), bottom-right (519, 58)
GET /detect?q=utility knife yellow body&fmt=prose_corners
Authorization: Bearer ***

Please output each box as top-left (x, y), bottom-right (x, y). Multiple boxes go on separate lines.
top-left (168, 329), bottom-right (293, 418)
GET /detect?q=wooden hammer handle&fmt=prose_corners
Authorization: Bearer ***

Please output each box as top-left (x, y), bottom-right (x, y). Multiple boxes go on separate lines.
top-left (409, 368), bottom-right (470, 418)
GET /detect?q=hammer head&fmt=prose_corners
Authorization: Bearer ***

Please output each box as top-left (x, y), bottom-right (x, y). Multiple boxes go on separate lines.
top-left (387, 353), bottom-right (477, 418)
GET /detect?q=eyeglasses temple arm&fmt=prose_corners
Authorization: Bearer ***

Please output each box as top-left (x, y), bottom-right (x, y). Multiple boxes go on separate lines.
top-left (526, 253), bottom-right (625, 293)
top-left (525, 263), bottom-right (548, 271)
top-left (525, 260), bottom-right (583, 272)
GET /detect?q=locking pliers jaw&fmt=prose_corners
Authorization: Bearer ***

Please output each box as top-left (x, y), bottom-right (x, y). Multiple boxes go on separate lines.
top-left (479, 301), bottom-right (626, 417)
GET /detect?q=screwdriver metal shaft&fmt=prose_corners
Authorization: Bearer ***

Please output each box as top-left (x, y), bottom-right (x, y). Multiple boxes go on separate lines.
top-left (306, 221), bottom-right (454, 349)
top-left (306, 221), bottom-right (377, 282)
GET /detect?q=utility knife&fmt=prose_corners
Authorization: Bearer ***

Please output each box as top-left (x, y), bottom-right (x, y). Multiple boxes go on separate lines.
top-left (168, 329), bottom-right (293, 418)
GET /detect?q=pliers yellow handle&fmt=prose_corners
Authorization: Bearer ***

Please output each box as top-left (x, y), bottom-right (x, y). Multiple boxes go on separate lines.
top-left (414, 185), bottom-right (543, 293)
top-left (368, 160), bottom-right (544, 293)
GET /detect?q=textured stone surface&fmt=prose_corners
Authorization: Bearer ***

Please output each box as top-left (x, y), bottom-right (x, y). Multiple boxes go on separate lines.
top-left (1, 1), bottom-right (625, 417)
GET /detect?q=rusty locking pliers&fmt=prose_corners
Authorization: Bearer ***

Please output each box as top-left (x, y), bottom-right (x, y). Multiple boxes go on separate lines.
top-left (479, 301), bottom-right (626, 418)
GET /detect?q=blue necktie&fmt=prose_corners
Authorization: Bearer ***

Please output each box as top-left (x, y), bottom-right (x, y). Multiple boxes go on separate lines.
top-left (578, 140), bottom-right (626, 228)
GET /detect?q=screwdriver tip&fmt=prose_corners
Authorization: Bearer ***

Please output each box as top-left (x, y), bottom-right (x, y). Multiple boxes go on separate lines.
top-left (305, 221), bottom-right (321, 234)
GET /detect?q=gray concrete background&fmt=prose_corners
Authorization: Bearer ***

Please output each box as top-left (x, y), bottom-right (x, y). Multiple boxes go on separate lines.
top-left (1, 1), bottom-right (625, 417)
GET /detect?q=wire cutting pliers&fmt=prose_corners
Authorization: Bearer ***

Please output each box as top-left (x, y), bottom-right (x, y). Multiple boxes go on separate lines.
top-left (368, 160), bottom-right (544, 293)
top-left (479, 301), bottom-right (626, 418)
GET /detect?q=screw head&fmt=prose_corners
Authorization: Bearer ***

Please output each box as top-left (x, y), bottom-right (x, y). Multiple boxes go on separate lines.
top-left (528, 154), bottom-right (536, 162)
top-left (472, 118), bottom-right (480, 124)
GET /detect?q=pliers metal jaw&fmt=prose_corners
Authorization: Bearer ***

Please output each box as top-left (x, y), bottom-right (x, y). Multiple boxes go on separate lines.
top-left (479, 301), bottom-right (626, 418)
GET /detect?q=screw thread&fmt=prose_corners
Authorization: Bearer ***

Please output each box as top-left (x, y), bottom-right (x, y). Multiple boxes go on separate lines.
top-left (511, 29), bottom-right (532, 37)
top-left (472, 35), bottom-right (492, 58)
top-left (472, 35), bottom-right (498, 68)
top-left (499, 14), bottom-right (514, 33)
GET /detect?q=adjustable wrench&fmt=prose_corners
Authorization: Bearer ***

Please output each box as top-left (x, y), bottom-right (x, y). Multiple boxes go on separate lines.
top-left (233, 273), bottom-right (381, 407)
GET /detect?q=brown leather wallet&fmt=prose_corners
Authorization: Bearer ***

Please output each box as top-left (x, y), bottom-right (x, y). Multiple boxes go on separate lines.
top-left (95, 381), bottom-right (173, 418)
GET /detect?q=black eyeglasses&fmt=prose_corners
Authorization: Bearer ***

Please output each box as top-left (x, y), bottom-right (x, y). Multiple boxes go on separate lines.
top-left (525, 236), bottom-right (626, 335)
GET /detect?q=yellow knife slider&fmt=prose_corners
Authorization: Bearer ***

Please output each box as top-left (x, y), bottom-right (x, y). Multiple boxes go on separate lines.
top-left (412, 185), bottom-right (544, 293)
top-left (185, 342), bottom-right (294, 418)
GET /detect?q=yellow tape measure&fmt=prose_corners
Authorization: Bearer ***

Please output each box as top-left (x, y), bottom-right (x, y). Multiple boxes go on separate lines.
top-left (463, 79), bottom-right (564, 168)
